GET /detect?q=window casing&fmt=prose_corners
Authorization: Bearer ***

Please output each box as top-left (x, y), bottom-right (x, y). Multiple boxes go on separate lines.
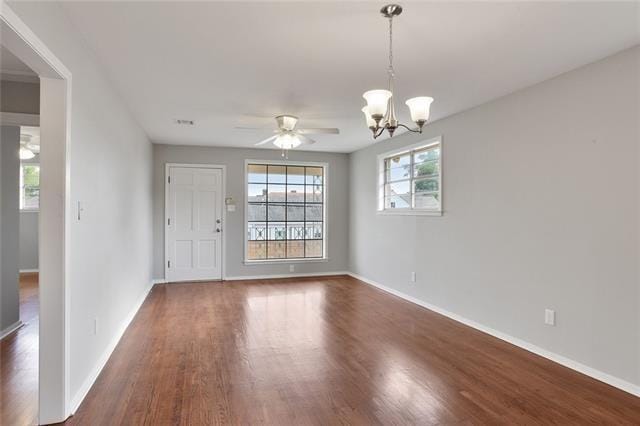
top-left (20, 163), bottom-right (40, 211)
top-left (245, 162), bottom-right (327, 262)
top-left (378, 138), bottom-right (442, 215)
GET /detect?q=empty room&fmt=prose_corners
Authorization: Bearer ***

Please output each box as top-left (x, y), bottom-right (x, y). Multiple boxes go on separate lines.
top-left (0, 1), bottom-right (639, 425)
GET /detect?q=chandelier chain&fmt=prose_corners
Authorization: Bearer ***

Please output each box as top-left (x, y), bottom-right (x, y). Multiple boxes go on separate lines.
top-left (388, 17), bottom-right (395, 80)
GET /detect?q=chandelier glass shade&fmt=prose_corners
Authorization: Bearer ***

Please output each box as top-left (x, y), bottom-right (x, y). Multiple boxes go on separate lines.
top-left (362, 4), bottom-right (434, 139)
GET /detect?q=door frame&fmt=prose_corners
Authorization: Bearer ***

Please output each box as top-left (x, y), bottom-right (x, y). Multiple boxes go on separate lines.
top-left (1, 1), bottom-right (73, 422)
top-left (164, 163), bottom-right (227, 282)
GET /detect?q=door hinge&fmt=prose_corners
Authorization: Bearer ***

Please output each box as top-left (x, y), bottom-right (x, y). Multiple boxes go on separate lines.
top-left (168, 176), bottom-right (171, 184)
top-left (168, 218), bottom-right (171, 226)
top-left (167, 260), bottom-right (171, 268)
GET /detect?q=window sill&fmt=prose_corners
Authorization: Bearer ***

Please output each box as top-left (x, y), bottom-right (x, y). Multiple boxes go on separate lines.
top-left (244, 258), bottom-right (329, 265)
top-left (377, 209), bottom-right (442, 217)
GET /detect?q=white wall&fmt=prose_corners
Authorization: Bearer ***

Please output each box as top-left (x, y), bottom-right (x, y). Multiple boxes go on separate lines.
top-left (19, 211), bottom-right (38, 271)
top-left (349, 47), bottom-right (640, 388)
top-left (153, 144), bottom-right (349, 279)
top-left (8, 1), bottom-right (154, 408)
top-left (0, 125), bottom-right (20, 332)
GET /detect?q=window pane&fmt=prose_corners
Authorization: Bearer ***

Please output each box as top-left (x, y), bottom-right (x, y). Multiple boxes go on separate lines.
top-left (267, 204), bottom-right (285, 221)
top-left (287, 166), bottom-right (305, 184)
top-left (248, 184), bottom-right (266, 202)
top-left (305, 204), bottom-right (323, 221)
top-left (268, 165), bottom-right (286, 183)
top-left (286, 205), bottom-right (304, 221)
top-left (414, 147), bottom-right (440, 163)
top-left (248, 164), bottom-right (267, 183)
top-left (267, 241), bottom-right (286, 259)
top-left (384, 181), bottom-right (410, 201)
top-left (287, 241), bottom-right (304, 258)
top-left (286, 185), bottom-right (305, 203)
top-left (247, 241), bottom-right (267, 260)
top-left (305, 222), bottom-right (323, 240)
top-left (414, 178), bottom-right (439, 193)
top-left (306, 167), bottom-right (323, 185)
top-left (248, 222), bottom-right (267, 241)
top-left (386, 165), bottom-right (410, 182)
top-left (385, 154), bottom-right (410, 169)
top-left (305, 240), bottom-right (323, 258)
top-left (247, 203), bottom-right (266, 221)
top-left (286, 222), bottom-right (305, 240)
top-left (415, 192), bottom-right (440, 210)
top-left (413, 159), bottom-right (439, 178)
top-left (385, 195), bottom-right (411, 209)
top-left (305, 184), bottom-right (323, 203)
top-left (267, 222), bottom-right (286, 240)
top-left (268, 184), bottom-right (286, 202)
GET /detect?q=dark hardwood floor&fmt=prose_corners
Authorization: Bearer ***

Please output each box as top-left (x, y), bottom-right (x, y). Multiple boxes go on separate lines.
top-left (63, 275), bottom-right (639, 425)
top-left (1, 273), bottom-right (39, 426)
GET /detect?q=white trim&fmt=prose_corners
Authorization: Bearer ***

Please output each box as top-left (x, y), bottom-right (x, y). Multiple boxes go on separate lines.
top-left (164, 163), bottom-right (227, 282)
top-left (0, 320), bottom-right (24, 340)
top-left (0, 70), bottom-right (39, 83)
top-left (377, 135), bottom-right (443, 215)
top-left (152, 278), bottom-right (167, 285)
top-left (347, 272), bottom-right (640, 397)
top-left (20, 269), bottom-right (39, 273)
top-left (69, 281), bottom-right (155, 414)
top-left (244, 159), bottom-right (329, 263)
top-left (0, 112), bottom-right (39, 126)
top-left (225, 271), bottom-right (349, 281)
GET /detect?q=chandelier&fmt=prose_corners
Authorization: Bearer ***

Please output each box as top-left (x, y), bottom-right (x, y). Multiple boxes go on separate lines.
top-left (361, 4), bottom-right (434, 139)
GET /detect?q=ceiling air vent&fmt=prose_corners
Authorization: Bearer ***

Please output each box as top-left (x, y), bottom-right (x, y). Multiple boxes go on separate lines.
top-left (174, 119), bottom-right (194, 125)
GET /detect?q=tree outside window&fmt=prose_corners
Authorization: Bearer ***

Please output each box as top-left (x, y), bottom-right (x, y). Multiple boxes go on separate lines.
top-left (20, 164), bottom-right (40, 210)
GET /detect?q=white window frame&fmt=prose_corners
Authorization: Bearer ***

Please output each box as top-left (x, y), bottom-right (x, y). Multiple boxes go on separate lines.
top-left (377, 136), bottom-right (443, 216)
top-left (19, 162), bottom-right (40, 212)
top-left (244, 159), bottom-right (329, 264)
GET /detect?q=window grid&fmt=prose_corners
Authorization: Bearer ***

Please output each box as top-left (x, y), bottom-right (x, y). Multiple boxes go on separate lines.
top-left (247, 164), bottom-right (324, 260)
top-left (382, 143), bottom-right (440, 211)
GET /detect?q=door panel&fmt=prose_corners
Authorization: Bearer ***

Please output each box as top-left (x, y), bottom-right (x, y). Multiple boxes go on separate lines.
top-left (167, 167), bottom-right (223, 282)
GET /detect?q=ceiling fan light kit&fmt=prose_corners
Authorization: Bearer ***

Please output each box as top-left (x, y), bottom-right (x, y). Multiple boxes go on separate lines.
top-left (362, 4), bottom-right (434, 139)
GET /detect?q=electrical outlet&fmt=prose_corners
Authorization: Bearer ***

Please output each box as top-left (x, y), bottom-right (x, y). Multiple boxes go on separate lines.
top-left (544, 309), bottom-right (556, 326)
top-left (289, 264), bottom-right (295, 272)
top-left (93, 318), bottom-right (98, 335)
top-left (410, 272), bottom-right (416, 283)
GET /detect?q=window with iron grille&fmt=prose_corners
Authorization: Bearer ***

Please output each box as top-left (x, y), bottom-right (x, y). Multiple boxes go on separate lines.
top-left (246, 163), bottom-right (326, 261)
top-left (378, 138), bottom-right (442, 214)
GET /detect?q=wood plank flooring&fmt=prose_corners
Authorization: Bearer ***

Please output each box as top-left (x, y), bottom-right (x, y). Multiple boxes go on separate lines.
top-left (1, 273), bottom-right (39, 426)
top-left (63, 275), bottom-right (640, 425)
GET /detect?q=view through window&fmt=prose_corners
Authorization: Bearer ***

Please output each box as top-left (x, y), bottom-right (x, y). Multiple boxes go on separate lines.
top-left (246, 163), bottom-right (326, 261)
top-left (20, 163), bottom-right (40, 210)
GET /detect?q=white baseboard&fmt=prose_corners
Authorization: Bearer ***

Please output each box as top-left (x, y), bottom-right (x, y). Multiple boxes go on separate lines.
top-left (69, 281), bottom-right (155, 414)
top-left (0, 320), bottom-right (24, 340)
top-left (151, 278), bottom-right (166, 285)
top-left (347, 272), bottom-right (640, 398)
top-left (224, 271), bottom-right (350, 281)
top-left (20, 269), bottom-right (39, 273)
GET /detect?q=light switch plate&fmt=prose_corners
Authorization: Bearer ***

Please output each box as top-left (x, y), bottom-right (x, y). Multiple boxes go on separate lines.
top-left (544, 309), bottom-right (556, 326)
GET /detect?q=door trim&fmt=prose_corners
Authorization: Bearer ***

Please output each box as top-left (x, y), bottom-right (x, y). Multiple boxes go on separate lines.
top-left (164, 163), bottom-right (226, 282)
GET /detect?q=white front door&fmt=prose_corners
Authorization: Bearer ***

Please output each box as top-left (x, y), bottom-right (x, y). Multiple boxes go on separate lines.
top-left (166, 166), bottom-right (223, 282)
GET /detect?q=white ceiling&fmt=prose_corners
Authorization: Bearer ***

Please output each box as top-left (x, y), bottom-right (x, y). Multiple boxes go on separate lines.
top-left (60, 1), bottom-right (639, 153)
top-left (0, 45), bottom-right (38, 81)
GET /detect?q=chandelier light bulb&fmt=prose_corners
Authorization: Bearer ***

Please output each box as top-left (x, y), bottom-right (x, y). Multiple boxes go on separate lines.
top-left (405, 96), bottom-right (434, 128)
top-left (362, 90), bottom-right (392, 122)
top-left (361, 106), bottom-right (377, 129)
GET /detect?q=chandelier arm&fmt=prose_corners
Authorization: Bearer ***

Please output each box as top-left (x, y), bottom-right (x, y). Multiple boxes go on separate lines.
top-left (373, 126), bottom-right (386, 139)
top-left (397, 123), bottom-right (422, 134)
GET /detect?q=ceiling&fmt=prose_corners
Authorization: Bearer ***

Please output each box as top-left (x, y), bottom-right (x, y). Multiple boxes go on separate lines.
top-left (59, 1), bottom-right (639, 153)
top-left (1, 45), bottom-right (38, 82)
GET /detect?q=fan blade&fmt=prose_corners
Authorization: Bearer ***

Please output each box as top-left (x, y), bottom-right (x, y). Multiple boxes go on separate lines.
top-left (297, 134), bottom-right (317, 145)
top-left (297, 128), bottom-right (340, 135)
top-left (254, 135), bottom-right (278, 146)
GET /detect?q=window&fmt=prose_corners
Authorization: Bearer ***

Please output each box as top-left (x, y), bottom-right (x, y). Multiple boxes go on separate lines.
top-left (20, 163), bottom-right (40, 210)
top-left (246, 162), bottom-right (326, 261)
top-left (378, 138), bottom-right (441, 214)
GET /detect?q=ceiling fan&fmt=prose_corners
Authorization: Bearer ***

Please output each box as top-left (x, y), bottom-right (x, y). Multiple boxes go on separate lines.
top-left (238, 115), bottom-right (339, 157)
